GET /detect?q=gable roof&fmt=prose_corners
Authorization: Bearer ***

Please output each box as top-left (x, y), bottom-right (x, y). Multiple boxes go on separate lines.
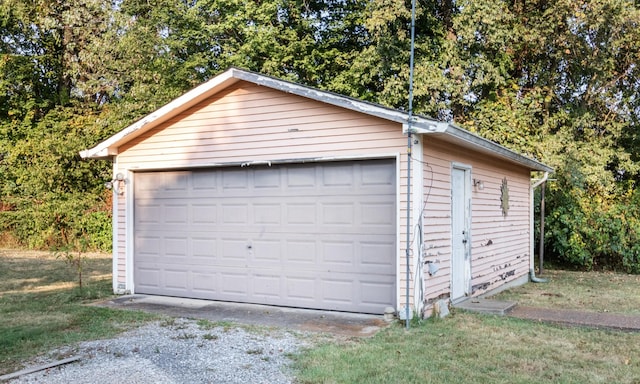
top-left (80, 67), bottom-right (552, 173)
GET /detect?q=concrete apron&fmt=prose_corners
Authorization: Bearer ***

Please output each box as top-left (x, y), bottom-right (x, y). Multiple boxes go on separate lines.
top-left (97, 295), bottom-right (391, 337)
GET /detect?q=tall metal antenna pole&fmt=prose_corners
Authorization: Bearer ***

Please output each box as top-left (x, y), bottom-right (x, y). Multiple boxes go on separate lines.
top-left (405, 0), bottom-right (417, 330)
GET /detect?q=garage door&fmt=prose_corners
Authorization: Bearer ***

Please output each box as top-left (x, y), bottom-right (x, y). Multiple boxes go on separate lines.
top-left (133, 159), bottom-right (396, 314)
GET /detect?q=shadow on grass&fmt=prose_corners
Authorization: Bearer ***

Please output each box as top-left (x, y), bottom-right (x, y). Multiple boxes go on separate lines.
top-left (1, 251), bottom-right (111, 293)
top-left (0, 251), bottom-right (158, 376)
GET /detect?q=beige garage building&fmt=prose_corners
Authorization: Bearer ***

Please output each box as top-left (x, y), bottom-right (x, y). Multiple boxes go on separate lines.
top-left (81, 68), bottom-right (552, 316)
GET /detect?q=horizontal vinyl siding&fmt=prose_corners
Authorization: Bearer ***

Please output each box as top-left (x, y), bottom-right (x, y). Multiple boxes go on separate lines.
top-left (421, 141), bottom-right (454, 304)
top-left (469, 164), bottom-right (531, 295)
top-left (117, 194), bottom-right (126, 286)
top-left (421, 137), bottom-right (532, 305)
top-left (117, 83), bottom-right (406, 168)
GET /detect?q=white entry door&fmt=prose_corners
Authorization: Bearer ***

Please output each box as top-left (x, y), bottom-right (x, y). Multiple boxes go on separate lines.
top-left (451, 166), bottom-right (471, 301)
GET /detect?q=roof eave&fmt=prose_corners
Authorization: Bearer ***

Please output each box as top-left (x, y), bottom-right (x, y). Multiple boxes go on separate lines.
top-left (80, 68), bottom-right (447, 159)
top-left (79, 69), bottom-right (242, 159)
top-left (79, 67), bottom-right (552, 174)
top-left (235, 71), bottom-right (445, 129)
top-left (410, 123), bottom-right (553, 173)
top-left (79, 147), bottom-right (114, 160)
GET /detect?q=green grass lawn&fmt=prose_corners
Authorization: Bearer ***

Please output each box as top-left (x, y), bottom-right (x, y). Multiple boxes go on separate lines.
top-left (491, 269), bottom-right (640, 314)
top-left (0, 249), bottom-right (157, 376)
top-left (293, 313), bottom-right (640, 384)
top-left (293, 270), bottom-right (640, 384)
top-left (3, 249), bottom-right (640, 383)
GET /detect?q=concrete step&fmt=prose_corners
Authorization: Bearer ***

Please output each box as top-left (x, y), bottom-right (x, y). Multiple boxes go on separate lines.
top-left (453, 298), bottom-right (518, 316)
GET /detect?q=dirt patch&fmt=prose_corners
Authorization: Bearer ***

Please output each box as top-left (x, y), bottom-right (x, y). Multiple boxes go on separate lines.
top-left (299, 317), bottom-right (390, 337)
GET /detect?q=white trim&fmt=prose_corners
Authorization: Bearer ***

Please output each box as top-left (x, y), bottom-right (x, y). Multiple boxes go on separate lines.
top-left (409, 124), bottom-right (552, 173)
top-left (124, 153), bottom-right (401, 172)
top-left (125, 169), bottom-right (135, 294)
top-left (126, 155), bottom-right (402, 304)
top-left (80, 69), bottom-right (239, 159)
top-left (411, 137), bottom-right (424, 315)
top-left (111, 161), bottom-right (120, 294)
top-left (403, 122), bottom-right (447, 134)
top-left (450, 162), bottom-right (473, 301)
top-left (239, 72), bottom-right (443, 130)
top-left (395, 153), bottom-right (402, 314)
top-left (80, 68), bottom-right (440, 160)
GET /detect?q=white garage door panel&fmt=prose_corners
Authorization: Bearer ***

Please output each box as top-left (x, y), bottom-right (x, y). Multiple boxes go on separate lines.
top-left (134, 160), bottom-right (396, 314)
top-left (134, 270), bottom-right (395, 313)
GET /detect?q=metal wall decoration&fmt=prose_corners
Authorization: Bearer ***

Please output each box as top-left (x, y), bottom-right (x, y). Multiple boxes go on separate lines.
top-left (500, 177), bottom-right (510, 216)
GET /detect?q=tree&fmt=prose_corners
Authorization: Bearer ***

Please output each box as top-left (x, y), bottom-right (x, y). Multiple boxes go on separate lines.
top-left (0, 0), bottom-right (115, 248)
top-left (431, 0), bottom-right (640, 271)
top-left (1, 0), bottom-right (640, 272)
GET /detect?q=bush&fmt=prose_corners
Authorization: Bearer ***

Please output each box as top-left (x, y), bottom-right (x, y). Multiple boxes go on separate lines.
top-left (0, 192), bottom-right (111, 252)
top-left (546, 185), bottom-right (640, 273)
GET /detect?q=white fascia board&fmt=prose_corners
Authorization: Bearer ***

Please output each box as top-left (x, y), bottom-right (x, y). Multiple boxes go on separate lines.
top-left (235, 71), bottom-right (444, 130)
top-left (79, 147), bottom-right (114, 159)
top-left (81, 67), bottom-right (445, 159)
top-left (79, 69), bottom-right (241, 159)
top-left (443, 124), bottom-right (553, 172)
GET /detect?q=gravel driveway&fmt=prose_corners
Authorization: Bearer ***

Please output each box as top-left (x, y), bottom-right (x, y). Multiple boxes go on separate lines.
top-left (10, 318), bottom-right (311, 384)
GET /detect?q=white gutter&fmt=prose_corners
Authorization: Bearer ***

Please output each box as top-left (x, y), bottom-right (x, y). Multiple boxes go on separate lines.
top-left (532, 172), bottom-right (549, 189)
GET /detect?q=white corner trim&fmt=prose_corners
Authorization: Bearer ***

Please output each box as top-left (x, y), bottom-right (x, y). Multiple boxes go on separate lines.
top-left (395, 152), bottom-right (403, 314)
top-left (411, 136), bottom-right (424, 315)
top-left (125, 169), bottom-right (135, 294)
top-left (111, 162), bottom-right (120, 294)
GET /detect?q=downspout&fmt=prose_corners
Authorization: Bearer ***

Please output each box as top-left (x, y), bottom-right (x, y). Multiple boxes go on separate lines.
top-left (538, 180), bottom-right (546, 276)
top-left (530, 172), bottom-right (549, 283)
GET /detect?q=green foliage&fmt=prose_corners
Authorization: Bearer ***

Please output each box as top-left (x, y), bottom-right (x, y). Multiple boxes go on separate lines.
top-left (0, 104), bottom-right (112, 250)
top-left (0, 0), bottom-right (639, 272)
top-left (547, 180), bottom-right (640, 273)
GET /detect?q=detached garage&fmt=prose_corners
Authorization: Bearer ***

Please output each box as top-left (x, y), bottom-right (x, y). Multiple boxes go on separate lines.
top-left (81, 68), bottom-right (552, 317)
